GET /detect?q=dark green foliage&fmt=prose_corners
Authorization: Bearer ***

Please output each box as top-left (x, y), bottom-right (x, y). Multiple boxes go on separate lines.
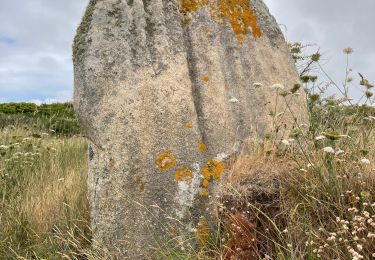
top-left (0, 103), bottom-right (82, 136)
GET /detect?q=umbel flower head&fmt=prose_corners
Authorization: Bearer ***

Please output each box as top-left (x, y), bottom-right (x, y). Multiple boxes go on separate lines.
top-left (323, 146), bottom-right (335, 154)
top-left (360, 158), bottom-right (370, 165)
top-left (315, 135), bottom-right (326, 141)
top-left (271, 83), bottom-right (285, 90)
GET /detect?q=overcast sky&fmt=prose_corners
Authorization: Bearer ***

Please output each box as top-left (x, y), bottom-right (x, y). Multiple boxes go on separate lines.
top-left (0, 0), bottom-right (374, 103)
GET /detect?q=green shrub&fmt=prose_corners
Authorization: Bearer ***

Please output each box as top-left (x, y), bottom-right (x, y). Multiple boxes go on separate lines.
top-left (0, 103), bottom-right (82, 136)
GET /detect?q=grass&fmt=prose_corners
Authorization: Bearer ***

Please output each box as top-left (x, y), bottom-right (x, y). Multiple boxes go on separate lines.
top-left (0, 45), bottom-right (374, 259)
top-left (0, 127), bottom-right (97, 259)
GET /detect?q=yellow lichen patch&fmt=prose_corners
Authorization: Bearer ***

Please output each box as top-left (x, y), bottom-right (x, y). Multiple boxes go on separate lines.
top-left (179, 0), bottom-right (261, 43)
top-left (174, 165), bottom-right (193, 183)
top-left (202, 178), bottom-right (209, 187)
top-left (200, 188), bottom-right (209, 196)
top-left (180, 0), bottom-right (209, 14)
top-left (218, 0), bottom-right (262, 43)
top-left (185, 123), bottom-right (193, 129)
top-left (202, 75), bottom-right (209, 82)
top-left (156, 150), bottom-right (176, 171)
top-left (198, 143), bottom-right (207, 153)
top-left (202, 160), bottom-right (225, 180)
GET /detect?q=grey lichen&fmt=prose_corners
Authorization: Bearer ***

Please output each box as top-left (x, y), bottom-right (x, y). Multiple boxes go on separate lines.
top-left (73, 0), bottom-right (98, 64)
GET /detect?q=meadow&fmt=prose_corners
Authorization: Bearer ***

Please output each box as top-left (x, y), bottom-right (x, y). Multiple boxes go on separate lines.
top-left (0, 45), bottom-right (374, 259)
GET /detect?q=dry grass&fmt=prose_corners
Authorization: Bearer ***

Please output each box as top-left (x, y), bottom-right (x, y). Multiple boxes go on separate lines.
top-left (0, 127), bottom-right (101, 259)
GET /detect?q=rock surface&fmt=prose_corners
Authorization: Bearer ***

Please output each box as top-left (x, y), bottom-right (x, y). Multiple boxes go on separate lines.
top-left (73, 0), bottom-right (307, 258)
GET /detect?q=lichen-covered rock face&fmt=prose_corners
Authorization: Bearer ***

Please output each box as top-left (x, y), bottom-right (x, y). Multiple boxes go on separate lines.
top-left (73, 0), bottom-right (307, 258)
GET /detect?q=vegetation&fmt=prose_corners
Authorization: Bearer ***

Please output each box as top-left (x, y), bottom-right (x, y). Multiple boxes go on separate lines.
top-left (0, 103), bottom-right (82, 136)
top-left (0, 45), bottom-right (374, 259)
top-left (158, 45), bottom-right (375, 259)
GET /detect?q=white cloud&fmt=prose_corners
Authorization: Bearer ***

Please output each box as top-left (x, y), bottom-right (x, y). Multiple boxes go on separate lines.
top-left (0, 0), bottom-right (88, 102)
top-left (265, 0), bottom-right (375, 100)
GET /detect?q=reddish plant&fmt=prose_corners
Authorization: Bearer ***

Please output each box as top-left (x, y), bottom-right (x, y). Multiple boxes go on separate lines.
top-left (223, 213), bottom-right (258, 260)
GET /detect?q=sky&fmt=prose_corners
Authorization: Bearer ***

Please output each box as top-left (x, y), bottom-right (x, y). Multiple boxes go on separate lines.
top-left (0, 0), bottom-right (374, 103)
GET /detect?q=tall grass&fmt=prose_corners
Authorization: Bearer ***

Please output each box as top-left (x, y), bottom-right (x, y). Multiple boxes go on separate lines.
top-left (213, 45), bottom-right (375, 259)
top-left (0, 127), bottom-right (97, 259)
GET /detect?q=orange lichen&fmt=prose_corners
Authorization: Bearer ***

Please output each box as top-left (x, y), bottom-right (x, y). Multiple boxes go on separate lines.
top-left (202, 160), bottom-right (225, 180)
top-left (202, 75), bottom-right (209, 82)
top-left (200, 188), bottom-right (209, 196)
top-left (179, 0), bottom-right (261, 43)
top-left (202, 178), bottom-right (209, 187)
top-left (218, 0), bottom-right (262, 43)
top-left (185, 123), bottom-right (193, 129)
top-left (156, 150), bottom-right (176, 171)
top-left (174, 165), bottom-right (193, 183)
top-left (180, 0), bottom-right (209, 14)
top-left (198, 143), bottom-right (207, 153)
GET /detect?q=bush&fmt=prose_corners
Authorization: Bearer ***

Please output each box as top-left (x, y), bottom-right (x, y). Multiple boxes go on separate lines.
top-left (0, 103), bottom-right (82, 136)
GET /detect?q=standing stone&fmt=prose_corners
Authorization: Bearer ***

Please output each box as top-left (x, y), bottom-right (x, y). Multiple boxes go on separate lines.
top-left (73, 0), bottom-right (307, 258)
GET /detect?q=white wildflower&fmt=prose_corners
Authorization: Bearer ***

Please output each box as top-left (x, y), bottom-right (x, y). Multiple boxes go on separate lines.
top-left (281, 139), bottom-right (290, 146)
top-left (307, 163), bottom-right (314, 168)
top-left (323, 147), bottom-right (335, 154)
top-left (229, 97), bottom-right (239, 103)
top-left (0, 145), bottom-right (9, 149)
top-left (348, 207), bottom-right (359, 213)
top-left (335, 149), bottom-right (345, 156)
top-left (360, 158), bottom-right (370, 165)
top-left (271, 83), bottom-right (285, 90)
top-left (315, 135), bottom-right (326, 141)
top-left (215, 153), bottom-right (228, 162)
